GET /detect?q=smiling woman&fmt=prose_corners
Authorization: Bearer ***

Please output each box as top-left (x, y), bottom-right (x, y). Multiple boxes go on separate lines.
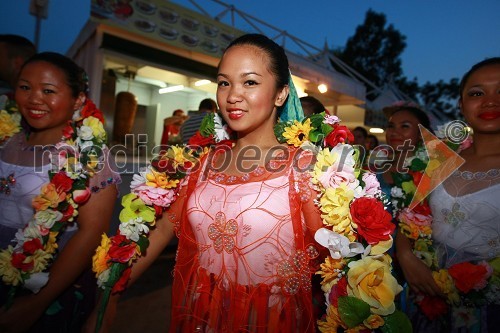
top-left (0, 52), bottom-right (120, 332)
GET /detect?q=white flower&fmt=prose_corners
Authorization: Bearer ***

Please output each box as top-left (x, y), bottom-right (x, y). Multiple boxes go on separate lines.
top-left (314, 228), bottom-right (364, 259)
top-left (97, 268), bottom-right (110, 288)
top-left (34, 210), bottom-right (63, 229)
top-left (119, 218), bottom-right (150, 242)
top-left (390, 186), bottom-right (404, 198)
top-left (78, 125), bottom-right (94, 141)
top-left (24, 272), bottom-right (50, 293)
top-left (214, 113), bottom-right (230, 142)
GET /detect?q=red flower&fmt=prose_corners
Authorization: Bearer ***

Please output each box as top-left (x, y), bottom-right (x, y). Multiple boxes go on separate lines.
top-left (412, 202), bottom-right (431, 216)
top-left (60, 204), bottom-right (75, 222)
top-left (51, 172), bottom-right (74, 193)
top-left (22, 238), bottom-right (43, 255)
top-left (350, 197), bottom-right (395, 244)
top-left (188, 131), bottom-right (215, 147)
top-left (11, 252), bottom-right (34, 272)
top-left (448, 262), bottom-right (489, 293)
top-left (108, 236), bottom-right (137, 263)
top-left (409, 170), bottom-right (424, 185)
top-left (62, 124), bottom-right (75, 140)
top-left (81, 100), bottom-right (105, 123)
top-left (324, 125), bottom-right (354, 147)
top-left (328, 276), bottom-right (348, 307)
top-left (418, 295), bottom-right (448, 320)
top-left (112, 266), bottom-right (131, 293)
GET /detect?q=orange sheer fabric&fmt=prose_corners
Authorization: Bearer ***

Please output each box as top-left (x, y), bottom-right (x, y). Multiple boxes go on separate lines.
top-left (167, 146), bottom-right (323, 332)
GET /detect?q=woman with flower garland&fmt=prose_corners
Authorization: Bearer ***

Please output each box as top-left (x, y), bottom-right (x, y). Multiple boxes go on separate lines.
top-left (0, 52), bottom-right (120, 332)
top-left (396, 57), bottom-right (500, 332)
top-left (89, 33), bottom-right (327, 333)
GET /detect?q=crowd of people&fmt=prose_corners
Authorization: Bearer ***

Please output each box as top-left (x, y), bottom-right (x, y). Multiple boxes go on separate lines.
top-left (0, 31), bottom-right (498, 332)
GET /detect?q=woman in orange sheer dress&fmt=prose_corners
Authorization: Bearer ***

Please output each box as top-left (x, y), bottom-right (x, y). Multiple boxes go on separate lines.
top-left (91, 34), bottom-right (324, 332)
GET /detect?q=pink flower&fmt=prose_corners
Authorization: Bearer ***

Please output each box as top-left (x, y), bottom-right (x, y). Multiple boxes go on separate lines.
top-left (361, 172), bottom-right (381, 197)
top-left (132, 185), bottom-right (176, 207)
top-left (73, 188), bottom-right (91, 204)
top-left (398, 208), bottom-right (432, 227)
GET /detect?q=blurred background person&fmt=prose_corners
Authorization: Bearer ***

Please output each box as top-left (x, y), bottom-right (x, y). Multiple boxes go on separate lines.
top-left (160, 108), bottom-right (186, 146)
top-left (180, 98), bottom-right (217, 144)
top-left (300, 95), bottom-right (326, 117)
top-left (366, 133), bottom-right (379, 151)
top-left (0, 34), bottom-right (36, 96)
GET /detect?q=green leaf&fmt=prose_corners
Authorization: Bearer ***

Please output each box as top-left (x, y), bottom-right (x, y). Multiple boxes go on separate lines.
top-left (381, 310), bottom-right (413, 333)
top-left (410, 158), bottom-right (427, 171)
top-left (137, 235), bottom-right (150, 253)
top-left (200, 113), bottom-right (215, 137)
top-left (338, 296), bottom-right (371, 328)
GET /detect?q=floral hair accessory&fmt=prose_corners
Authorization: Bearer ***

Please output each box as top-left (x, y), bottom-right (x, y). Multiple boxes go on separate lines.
top-left (0, 95), bottom-right (22, 147)
top-left (0, 99), bottom-right (107, 307)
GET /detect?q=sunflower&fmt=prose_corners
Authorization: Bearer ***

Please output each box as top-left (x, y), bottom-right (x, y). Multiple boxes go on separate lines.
top-left (282, 118), bottom-right (312, 147)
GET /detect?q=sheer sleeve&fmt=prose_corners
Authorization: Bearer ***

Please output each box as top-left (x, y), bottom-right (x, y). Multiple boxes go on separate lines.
top-left (89, 146), bottom-right (121, 194)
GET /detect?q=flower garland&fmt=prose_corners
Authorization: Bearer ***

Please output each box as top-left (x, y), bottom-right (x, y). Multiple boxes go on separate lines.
top-left (0, 99), bottom-right (107, 306)
top-left (92, 112), bottom-right (409, 332)
top-left (391, 123), bottom-right (500, 325)
top-left (0, 95), bottom-right (22, 147)
top-left (275, 112), bottom-right (411, 332)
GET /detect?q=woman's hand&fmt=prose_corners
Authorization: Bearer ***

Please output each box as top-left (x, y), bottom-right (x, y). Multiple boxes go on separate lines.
top-left (398, 250), bottom-right (443, 296)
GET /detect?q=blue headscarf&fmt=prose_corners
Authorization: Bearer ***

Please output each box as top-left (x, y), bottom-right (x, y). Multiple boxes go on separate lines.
top-left (279, 73), bottom-right (305, 123)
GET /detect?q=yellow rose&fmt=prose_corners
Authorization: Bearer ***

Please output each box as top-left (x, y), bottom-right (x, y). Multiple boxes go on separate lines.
top-left (0, 247), bottom-right (22, 286)
top-left (0, 110), bottom-right (21, 140)
top-left (363, 314), bottom-right (384, 329)
top-left (93, 234), bottom-right (112, 275)
top-left (83, 116), bottom-right (106, 141)
top-left (347, 255), bottom-right (402, 315)
top-left (432, 269), bottom-right (459, 304)
top-left (319, 184), bottom-right (354, 236)
top-left (31, 250), bottom-right (52, 273)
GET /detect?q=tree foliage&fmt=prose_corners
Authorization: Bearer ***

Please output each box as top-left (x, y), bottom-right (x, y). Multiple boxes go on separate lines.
top-left (335, 9), bottom-right (461, 121)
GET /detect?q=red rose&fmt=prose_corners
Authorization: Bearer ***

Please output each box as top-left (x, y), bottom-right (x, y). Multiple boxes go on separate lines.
top-left (112, 266), bottom-right (131, 293)
top-left (108, 239), bottom-right (137, 263)
top-left (412, 202), bottom-right (431, 216)
top-left (51, 172), bottom-right (74, 193)
top-left (350, 197), bottom-right (395, 244)
top-left (448, 262), bottom-right (489, 293)
top-left (328, 276), bottom-right (348, 307)
top-left (11, 252), bottom-right (34, 271)
top-left (418, 295), bottom-right (448, 320)
top-left (324, 125), bottom-right (354, 148)
top-left (188, 131), bottom-right (215, 147)
top-left (22, 238), bottom-right (43, 255)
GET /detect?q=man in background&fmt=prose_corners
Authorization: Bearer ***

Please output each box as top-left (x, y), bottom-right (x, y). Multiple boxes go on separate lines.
top-left (0, 34), bottom-right (36, 95)
top-left (180, 98), bottom-right (217, 144)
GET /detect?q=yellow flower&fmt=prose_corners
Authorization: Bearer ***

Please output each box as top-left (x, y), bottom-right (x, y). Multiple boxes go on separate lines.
top-left (319, 184), bottom-right (355, 238)
top-left (318, 305), bottom-right (345, 332)
top-left (0, 109), bottom-right (21, 141)
top-left (363, 314), bottom-right (385, 329)
top-left (317, 256), bottom-right (346, 292)
top-left (146, 169), bottom-right (180, 189)
top-left (347, 255), bottom-right (402, 315)
top-left (44, 232), bottom-right (59, 254)
top-left (311, 148), bottom-right (336, 185)
top-left (83, 116), bottom-right (106, 141)
top-left (401, 180), bottom-right (416, 195)
top-left (282, 118), bottom-right (311, 147)
top-left (32, 183), bottom-right (66, 211)
top-left (0, 247), bottom-right (22, 286)
top-left (31, 249), bottom-right (52, 273)
top-left (93, 233), bottom-right (112, 275)
top-left (432, 269), bottom-right (459, 304)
